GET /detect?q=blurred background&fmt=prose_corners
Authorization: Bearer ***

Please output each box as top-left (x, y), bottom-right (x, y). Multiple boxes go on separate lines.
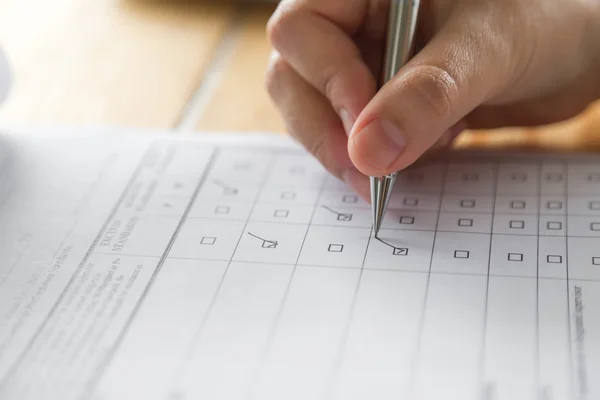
top-left (0, 0), bottom-right (598, 152)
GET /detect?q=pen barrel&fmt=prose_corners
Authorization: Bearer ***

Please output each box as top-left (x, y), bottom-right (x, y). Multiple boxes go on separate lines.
top-left (382, 0), bottom-right (420, 84)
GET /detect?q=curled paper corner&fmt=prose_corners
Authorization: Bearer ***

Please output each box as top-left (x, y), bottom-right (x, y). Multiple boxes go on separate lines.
top-left (0, 47), bottom-right (12, 105)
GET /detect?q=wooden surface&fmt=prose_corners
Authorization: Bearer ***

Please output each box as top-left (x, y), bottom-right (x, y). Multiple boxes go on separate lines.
top-left (0, 0), bottom-right (598, 153)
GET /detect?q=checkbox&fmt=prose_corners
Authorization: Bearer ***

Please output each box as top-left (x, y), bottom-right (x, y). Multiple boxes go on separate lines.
top-left (510, 200), bottom-right (526, 210)
top-left (399, 216), bottom-right (415, 225)
top-left (547, 255), bottom-right (563, 264)
top-left (588, 173), bottom-right (600, 182)
top-left (342, 194), bottom-right (358, 204)
top-left (547, 201), bottom-right (563, 210)
top-left (593, 257), bottom-right (600, 266)
top-left (274, 209), bottom-right (289, 218)
top-left (591, 222), bottom-right (600, 231)
top-left (462, 173), bottom-right (479, 182)
top-left (510, 220), bottom-right (525, 229)
top-left (460, 199), bottom-right (476, 208)
top-left (393, 248), bottom-right (409, 256)
top-left (337, 213), bottom-right (353, 222)
top-left (590, 201), bottom-right (600, 210)
top-left (454, 250), bottom-right (470, 259)
top-left (545, 173), bottom-right (563, 182)
top-left (458, 218), bottom-right (473, 227)
top-left (508, 253), bottom-right (524, 262)
top-left (511, 173), bottom-right (528, 182)
top-left (328, 244), bottom-right (344, 253)
top-left (547, 221), bottom-right (563, 230)
top-left (262, 241), bottom-right (278, 249)
top-left (215, 206), bottom-right (231, 215)
top-left (403, 197), bottom-right (419, 206)
top-left (281, 191), bottom-right (296, 200)
top-left (201, 237), bottom-right (216, 245)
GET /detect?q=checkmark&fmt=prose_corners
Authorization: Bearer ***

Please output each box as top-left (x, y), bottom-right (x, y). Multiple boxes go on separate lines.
top-left (337, 213), bottom-right (353, 222)
top-left (393, 248), bottom-right (409, 256)
top-left (262, 240), bottom-right (278, 249)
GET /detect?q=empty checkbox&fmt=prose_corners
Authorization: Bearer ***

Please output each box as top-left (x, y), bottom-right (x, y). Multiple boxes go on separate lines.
top-left (593, 257), bottom-right (600, 266)
top-left (545, 173), bottom-right (563, 182)
top-left (393, 248), bottom-right (409, 256)
top-left (511, 173), bottom-right (528, 182)
top-left (510, 220), bottom-right (525, 229)
top-left (591, 222), bottom-right (600, 231)
top-left (458, 218), bottom-right (473, 227)
top-left (462, 173), bottom-right (479, 182)
top-left (547, 221), bottom-right (563, 230)
top-left (399, 216), bottom-right (415, 225)
top-left (590, 201), bottom-right (600, 210)
top-left (281, 191), bottom-right (296, 200)
top-left (510, 200), bottom-right (526, 210)
top-left (262, 241), bottom-right (278, 249)
top-left (274, 209), bottom-right (289, 218)
top-left (337, 213), bottom-right (353, 222)
top-left (215, 206), bottom-right (231, 215)
top-left (328, 244), bottom-right (344, 253)
top-left (403, 197), bottom-right (419, 206)
top-left (342, 194), bottom-right (358, 204)
top-left (588, 173), bottom-right (600, 182)
top-left (547, 201), bottom-right (563, 210)
top-left (547, 255), bottom-right (563, 264)
top-left (454, 250), bottom-right (470, 259)
top-left (508, 253), bottom-right (524, 262)
top-left (201, 237), bottom-right (216, 245)
top-left (460, 199), bottom-right (476, 208)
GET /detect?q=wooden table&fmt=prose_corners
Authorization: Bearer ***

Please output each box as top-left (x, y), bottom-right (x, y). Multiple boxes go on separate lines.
top-left (0, 0), bottom-right (598, 153)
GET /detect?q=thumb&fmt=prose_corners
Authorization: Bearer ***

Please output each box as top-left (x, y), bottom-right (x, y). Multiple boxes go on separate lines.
top-left (348, 12), bottom-right (512, 176)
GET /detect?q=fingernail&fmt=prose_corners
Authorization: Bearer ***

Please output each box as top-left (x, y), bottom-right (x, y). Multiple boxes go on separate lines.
top-left (342, 168), bottom-right (370, 203)
top-left (340, 109), bottom-right (354, 136)
top-left (354, 119), bottom-right (406, 171)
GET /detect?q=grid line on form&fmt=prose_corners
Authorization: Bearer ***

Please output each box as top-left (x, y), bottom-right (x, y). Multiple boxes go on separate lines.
top-left (247, 165), bottom-right (329, 399)
top-left (478, 163), bottom-right (499, 396)
top-left (172, 149), bottom-right (276, 383)
top-left (534, 162), bottom-right (542, 394)
top-left (564, 161), bottom-right (576, 398)
top-left (324, 198), bottom-right (375, 398)
top-left (407, 160), bottom-right (449, 398)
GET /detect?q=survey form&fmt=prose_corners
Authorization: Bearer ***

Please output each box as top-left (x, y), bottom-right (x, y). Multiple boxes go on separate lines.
top-left (0, 128), bottom-right (598, 400)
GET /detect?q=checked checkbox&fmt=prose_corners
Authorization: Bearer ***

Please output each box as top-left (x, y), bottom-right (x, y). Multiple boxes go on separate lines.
top-left (393, 248), bottom-right (409, 256)
top-left (337, 213), bottom-right (353, 222)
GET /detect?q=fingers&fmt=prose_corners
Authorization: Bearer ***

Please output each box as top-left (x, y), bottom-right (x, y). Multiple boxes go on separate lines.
top-left (267, 0), bottom-right (377, 134)
top-left (265, 52), bottom-right (370, 201)
top-left (348, 9), bottom-right (513, 176)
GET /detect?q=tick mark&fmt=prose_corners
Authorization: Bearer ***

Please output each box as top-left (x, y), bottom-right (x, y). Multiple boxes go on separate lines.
top-left (376, 237), bottom-right (408, 256)
top-left (248, 232), bottom-right (278, 249)
top-left (323, 206), bottom-right (353, 222)
top-left (213, 180), bottom-right (239, 196)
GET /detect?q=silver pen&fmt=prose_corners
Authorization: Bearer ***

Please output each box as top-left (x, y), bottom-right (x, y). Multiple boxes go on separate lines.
top-left (371, 0), bottom-right (420, 237)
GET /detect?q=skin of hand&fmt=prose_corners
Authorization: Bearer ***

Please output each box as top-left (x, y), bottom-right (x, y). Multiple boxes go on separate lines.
top-left (265, 0), bottom-right (600, 200)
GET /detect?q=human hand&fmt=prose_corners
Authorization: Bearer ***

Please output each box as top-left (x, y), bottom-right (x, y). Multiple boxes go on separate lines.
top-left (265, 0), bottom-right (600, 199)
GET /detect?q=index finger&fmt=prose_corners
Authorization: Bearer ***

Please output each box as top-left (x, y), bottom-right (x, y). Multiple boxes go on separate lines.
top-left (267, 0), bottom-right (381, 132)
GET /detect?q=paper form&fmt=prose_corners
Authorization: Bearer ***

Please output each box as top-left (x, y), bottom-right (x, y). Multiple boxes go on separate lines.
top-left (0, 128), bottom-right (598, 400)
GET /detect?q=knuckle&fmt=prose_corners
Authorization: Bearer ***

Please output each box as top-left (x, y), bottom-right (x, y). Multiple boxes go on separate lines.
top-left (266, 2), bottom-right (298, 49)
top-left (264, 53), bottom-right (290, 97)
top-left (402, 64), bottom-right (460, 119)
